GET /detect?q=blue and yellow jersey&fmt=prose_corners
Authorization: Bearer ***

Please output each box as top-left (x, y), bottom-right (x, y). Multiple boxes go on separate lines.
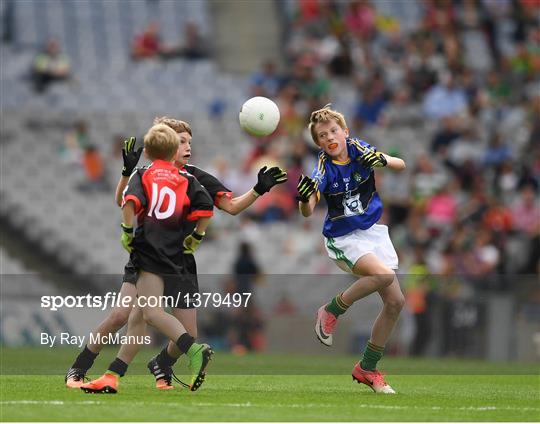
top-left (311, 138), bottom-right (383, 238)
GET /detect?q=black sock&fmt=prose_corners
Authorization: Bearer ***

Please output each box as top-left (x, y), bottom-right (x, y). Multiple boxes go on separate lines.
top-left (157, 346), bottom-right (178, 367)
top-left (71, 345), bottom-right (98, 371)
top-left (107, 357), bottom-right (128, 377)
top-left (175, 333), bottom-right (195, 354)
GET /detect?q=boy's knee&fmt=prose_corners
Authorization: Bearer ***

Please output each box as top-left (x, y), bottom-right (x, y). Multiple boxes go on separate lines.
top-left (372, 269), bottom-right (395, 288)
top-left (108, 308), bottom-right (131, 330)
top-left (142, 308), bottom-right (159, 326)
top-left (384, 293), bottom-right (405, 316)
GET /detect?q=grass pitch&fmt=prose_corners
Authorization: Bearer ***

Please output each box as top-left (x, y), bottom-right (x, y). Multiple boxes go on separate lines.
top-left (1, 347), bottom-right (538, 421)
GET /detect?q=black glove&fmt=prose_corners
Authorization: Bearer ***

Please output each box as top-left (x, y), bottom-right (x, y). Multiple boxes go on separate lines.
top-left (253, 166), bottom-right (288, 196)
top-left (357, 148), bottom-right (387, 168)
top-left (121, 137), bottom-right (143, 176)
top-left (296, 175), bottom-right (316, 203)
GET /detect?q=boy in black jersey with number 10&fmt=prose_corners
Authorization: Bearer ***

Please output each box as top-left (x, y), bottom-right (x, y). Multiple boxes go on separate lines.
top-left (75, 117), bottom-right (287, 393)
top-left (82, 124), bottom-right (214, 393)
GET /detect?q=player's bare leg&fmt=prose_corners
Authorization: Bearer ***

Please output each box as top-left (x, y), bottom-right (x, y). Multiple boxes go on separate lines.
top-left (315, 254), bottom-right (394, 346)
top-left (313, 254), bottom-right (401, 393)
top-left (136, 271), bottom-right (188, 340)
top-left (65, 282), bottom-right (137, 388)
top-left (137, 271), bottom-right (212, 391)
top-left (370, 275), bottom-right (405, 347)
top-left (117, 305), bottom-right (147, 365)
top-left (352, 267), bottom-right (403, 394)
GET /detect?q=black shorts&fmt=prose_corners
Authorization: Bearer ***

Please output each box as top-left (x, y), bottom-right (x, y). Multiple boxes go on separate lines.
top-left (122, 254), bottom-right (199, 309)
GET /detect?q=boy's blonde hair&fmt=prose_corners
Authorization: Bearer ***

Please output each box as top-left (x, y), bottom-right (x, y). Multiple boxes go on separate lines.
top-left (143, 124), bottom-right (179, 161)
top-left (153, 116), bottom-right (192, 136)
top-left (308, 104), bottom-right (348, 144)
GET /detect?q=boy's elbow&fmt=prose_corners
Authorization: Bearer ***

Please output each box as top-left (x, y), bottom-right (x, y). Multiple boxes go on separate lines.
top-left (220, 202), bottom-right (239, 216)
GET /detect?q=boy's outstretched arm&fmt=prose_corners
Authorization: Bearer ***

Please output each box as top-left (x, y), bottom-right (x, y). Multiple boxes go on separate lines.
top-left (297, 175), bottom-right (317, 217)
top-left (382, 154), bottom-right (406, 171)
top-left (357, 149), bottom-right (406, 172)
top-left (218, 166), bottom-right (288, 215)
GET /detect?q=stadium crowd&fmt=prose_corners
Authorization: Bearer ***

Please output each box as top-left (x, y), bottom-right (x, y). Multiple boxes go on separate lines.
top-left (5, 0), bottom-right (539, 355)
top-left (235, 0), bottom-right (539, 353)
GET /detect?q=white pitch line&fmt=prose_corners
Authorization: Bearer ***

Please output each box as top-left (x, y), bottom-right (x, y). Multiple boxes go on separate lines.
top-left (0, 400), bottom-right (102, 405)
top-left (1, 400), bottom-right (537, 413)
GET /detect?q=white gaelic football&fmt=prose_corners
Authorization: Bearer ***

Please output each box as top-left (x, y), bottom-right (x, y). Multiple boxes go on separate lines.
top-left (239, 96), bottom-right (280, 137)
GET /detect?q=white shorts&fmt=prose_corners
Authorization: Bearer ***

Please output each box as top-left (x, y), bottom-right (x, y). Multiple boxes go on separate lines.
top-left (324, 224), bottom-right (399, 274)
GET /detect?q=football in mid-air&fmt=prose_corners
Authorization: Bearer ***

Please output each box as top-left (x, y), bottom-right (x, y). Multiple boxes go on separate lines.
top-left (239, 96), bottom-right (280, 137)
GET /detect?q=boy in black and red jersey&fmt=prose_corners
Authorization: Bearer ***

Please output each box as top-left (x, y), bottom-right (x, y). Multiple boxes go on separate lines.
top-left (71, 117), bottom-right (286, 392)
top-left (82, 124), bottom-right (214, 393)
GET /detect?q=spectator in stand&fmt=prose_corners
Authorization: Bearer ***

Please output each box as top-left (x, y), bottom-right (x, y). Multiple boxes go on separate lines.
top-left (486, 70), bottom-right (511, 104)
top-left (423, 72), bottom-right (468, 120)
top-left (422, 0), bottom-right (456, 33)
top-left (160, 21), bottom-right (210, 60)
top-left (60, 120), bottom-right (89, 167)
top-left (465, 228), bottom-right (501, 289)
top-left (131, 22), bottom-right (162, 60)
top-left (345, 0), bottom-right (377, 41)
top-left (410, 152), bottom-right (448, 204)
top-left (79, 145), bottom-right (109, 192)
top-left (249, 60), bottom-right (282, 98)
top-left (353, 82), bottom-right (387, 129)
top-left (526, 95), bottom-right (540, 153)
top-left (289, 54), bottom-right (330, 102)
top-left (511, 184), bottom-right (539, 236)
top-left (446, 125), bottom-right (484, 169)
top-left (424, 182), bottom-right (459, 233)
top-left (31, 38), bottom-right (71, 93)
top-left (431, 115), bottom-right (461, 155)
top-left (275, 84), bottom-right (305, 138)
top-left (484, 132), bottom-right (512, 167)
top-left (494, 160), bottom-right (520, 201)
top-left (482, 197), bottom-right (513, 234)
top-left (380, 86), bottom-right (423, 128)
top-left (327, 36), bottom-right (354, 77)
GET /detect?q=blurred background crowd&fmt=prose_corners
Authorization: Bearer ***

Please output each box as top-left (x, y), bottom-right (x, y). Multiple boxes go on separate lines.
top-left (1, 0), bottom-right (539, 360)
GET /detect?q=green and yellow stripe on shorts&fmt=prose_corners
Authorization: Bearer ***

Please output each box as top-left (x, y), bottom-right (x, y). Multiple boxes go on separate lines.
top-left (325, 237), bottom-right (354, 271)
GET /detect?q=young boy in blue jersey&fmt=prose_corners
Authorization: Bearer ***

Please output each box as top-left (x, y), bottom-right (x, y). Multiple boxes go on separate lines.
top-left (297, 105), bottom-right (406, 394)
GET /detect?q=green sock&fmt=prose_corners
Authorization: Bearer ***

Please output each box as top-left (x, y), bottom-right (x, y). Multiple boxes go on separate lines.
top-left (360, 341), bottom-right (384, 371)
top-left (325, 293), bottom-right (350, 317)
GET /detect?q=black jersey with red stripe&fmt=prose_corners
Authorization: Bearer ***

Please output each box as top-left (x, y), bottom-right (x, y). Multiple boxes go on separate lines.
top-left (122, 159), bottom-right (213, 276)
top-left (179, 164), bottom-right (232, 235)
top-left (183, 164), bottom-right (232, 206)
